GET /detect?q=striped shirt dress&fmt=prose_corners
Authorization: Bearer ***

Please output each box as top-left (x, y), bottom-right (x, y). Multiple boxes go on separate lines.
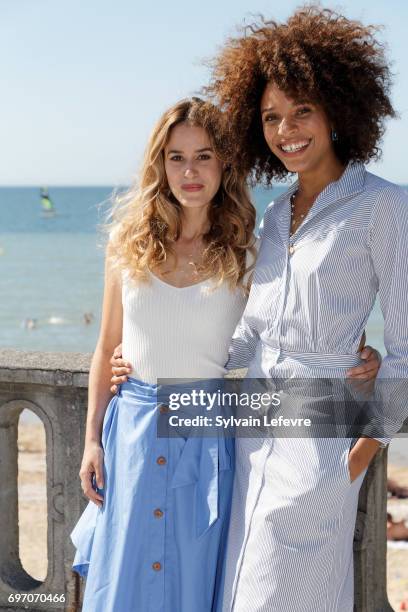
top-left (221, 162), bottom-right (408, 611)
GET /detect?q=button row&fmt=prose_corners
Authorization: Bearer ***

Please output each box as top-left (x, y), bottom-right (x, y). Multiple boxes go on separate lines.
top-left (152, 433), bottom-right (166, 572)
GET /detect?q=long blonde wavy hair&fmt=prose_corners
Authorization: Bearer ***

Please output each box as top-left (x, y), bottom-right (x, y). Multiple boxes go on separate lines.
top-left (106, 97), bottom-right (256, 291)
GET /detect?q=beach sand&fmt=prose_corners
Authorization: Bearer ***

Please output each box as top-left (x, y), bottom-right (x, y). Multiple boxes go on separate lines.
top-left (387, 464), bottom-right (408, 611)
top-left (16, 422), bottom-right (408, 610)
top-left (17, 423), bottom-right (48, 582)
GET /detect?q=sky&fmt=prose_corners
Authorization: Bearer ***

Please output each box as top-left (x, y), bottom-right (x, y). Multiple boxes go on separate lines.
top-left (1, 0), bottom-right (408, 185)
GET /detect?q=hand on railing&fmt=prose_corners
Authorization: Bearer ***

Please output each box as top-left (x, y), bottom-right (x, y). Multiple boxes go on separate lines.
top-left (79, 441), bottom-right (105, 507)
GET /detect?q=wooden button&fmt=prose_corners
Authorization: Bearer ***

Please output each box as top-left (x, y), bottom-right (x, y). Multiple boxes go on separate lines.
top-left (154, 508), bottom-right (164, 518)
top-left (157, 456), bottom-right (167, 465)
top-left (152, 562), bottom-right (162, 571)
top-left (159, 404), bottom-right (169, 414)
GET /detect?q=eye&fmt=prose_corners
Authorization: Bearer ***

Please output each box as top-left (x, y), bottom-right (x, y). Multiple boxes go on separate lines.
top-left (198, 154), bottom-right (211, 160)
top-left (169, 155), bottom-right (183, 161)
top-left (263, 114), bottom-right (279, 123)
top-left (296, 106), bottom-right (312, 116)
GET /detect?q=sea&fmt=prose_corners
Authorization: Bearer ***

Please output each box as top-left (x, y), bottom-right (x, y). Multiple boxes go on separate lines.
top-left (0, 186), bottom-right (406, 462)
top-left (0, 185), bottom-right (387, 354)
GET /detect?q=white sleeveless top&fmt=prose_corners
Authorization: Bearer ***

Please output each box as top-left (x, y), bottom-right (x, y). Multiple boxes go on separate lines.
top-left (121, 270), bottom-right (248, 384)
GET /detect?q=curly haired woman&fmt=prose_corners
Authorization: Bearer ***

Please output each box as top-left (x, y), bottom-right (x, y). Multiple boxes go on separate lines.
top-left (200, 5), bottom-right (408, 611)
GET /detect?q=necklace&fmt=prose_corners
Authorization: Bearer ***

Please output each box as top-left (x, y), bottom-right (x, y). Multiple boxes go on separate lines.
top-left (290, 190), bottom-right (308, 235)
top-left (160, 240), bottom-right (205, 280)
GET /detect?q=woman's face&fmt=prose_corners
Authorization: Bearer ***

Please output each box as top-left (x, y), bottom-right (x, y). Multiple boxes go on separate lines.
top-left (260, 82), bottom-right (336, 175)
top-left (164, 123), bottom-right (223, 210)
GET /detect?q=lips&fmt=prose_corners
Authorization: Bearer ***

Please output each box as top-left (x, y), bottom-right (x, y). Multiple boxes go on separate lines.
top-left (181, 184), bottom-right (204, 192)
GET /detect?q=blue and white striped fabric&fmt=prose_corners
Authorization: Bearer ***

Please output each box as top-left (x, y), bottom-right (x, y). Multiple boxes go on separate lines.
top-left (221, 162), bottom-right (408, 611)
top-left (223, 433), bottom-right (367, 612)
top-left (227, 161), bottom-right (408, 442)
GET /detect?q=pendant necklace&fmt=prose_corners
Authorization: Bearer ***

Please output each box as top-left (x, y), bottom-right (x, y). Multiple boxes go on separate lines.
top-left (290, 190), bottom-right (305, 235)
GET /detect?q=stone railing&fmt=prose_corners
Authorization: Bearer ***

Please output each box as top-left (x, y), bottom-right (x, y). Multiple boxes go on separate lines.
top-left (0, 349), bottom-right (393, 611)
top-left (0, 350), bottom-right (90, 612)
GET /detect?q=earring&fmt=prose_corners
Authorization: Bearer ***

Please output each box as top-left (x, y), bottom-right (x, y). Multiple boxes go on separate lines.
top-left (331, 128), bottom-right (338, 142)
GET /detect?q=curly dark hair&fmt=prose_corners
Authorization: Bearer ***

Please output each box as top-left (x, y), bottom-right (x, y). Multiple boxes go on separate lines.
top-left (204, 5), bottom-right (396, 184)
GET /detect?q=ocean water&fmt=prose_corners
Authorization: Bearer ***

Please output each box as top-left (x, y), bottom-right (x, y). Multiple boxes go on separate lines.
top-left (0, 185), bottom-right (386, 354)
top-left (0, 187), bottom-right (112, 353)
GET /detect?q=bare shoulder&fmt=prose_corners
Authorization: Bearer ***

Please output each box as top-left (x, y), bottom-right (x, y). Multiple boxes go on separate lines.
top-left (104, 253), bottom-right (123, 287)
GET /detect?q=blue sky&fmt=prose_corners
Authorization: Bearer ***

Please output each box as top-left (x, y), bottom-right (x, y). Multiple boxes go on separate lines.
top-left (1, 0), bottom-right (408, 185)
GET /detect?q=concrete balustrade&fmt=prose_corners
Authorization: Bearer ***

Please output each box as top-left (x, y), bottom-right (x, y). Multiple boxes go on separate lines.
top-left (0, 350), bottom-right (90, 612)
top-left (0, 349), bottom-right (393, 611)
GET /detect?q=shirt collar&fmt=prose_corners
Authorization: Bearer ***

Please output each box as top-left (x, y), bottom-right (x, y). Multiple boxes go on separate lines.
top-left (331, 161), bottom-right (366, 200)
top-left (273, 162), bottom-right (367, 244)
top-left (277, 161), bottom-right (367, 205)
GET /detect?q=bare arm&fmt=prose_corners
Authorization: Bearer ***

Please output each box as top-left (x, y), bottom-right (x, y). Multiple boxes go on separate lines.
top-left (348, 437), bottom-right (381, 482)
top-left (79, 254), bottom-right (123, 505)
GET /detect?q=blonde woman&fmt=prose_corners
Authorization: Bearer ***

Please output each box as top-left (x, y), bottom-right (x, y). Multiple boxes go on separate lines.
top-left (70, 98), bottom-right (257, 612)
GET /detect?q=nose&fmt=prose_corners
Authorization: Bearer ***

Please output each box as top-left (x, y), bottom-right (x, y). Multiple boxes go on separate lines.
top-left (183, 163), bottom-right (198, 178)
top-left (277, 117), bottom-right (297, 137)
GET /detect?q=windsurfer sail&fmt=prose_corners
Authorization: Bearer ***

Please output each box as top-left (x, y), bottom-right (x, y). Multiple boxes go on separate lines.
top-left (40, 187), bottom-right (55, 213)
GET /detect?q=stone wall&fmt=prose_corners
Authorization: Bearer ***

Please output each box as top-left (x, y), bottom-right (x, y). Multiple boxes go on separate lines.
top-left (0, 349), bottom-right (393, 611)
top-left (0, 350), bottom-right (90, 612)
